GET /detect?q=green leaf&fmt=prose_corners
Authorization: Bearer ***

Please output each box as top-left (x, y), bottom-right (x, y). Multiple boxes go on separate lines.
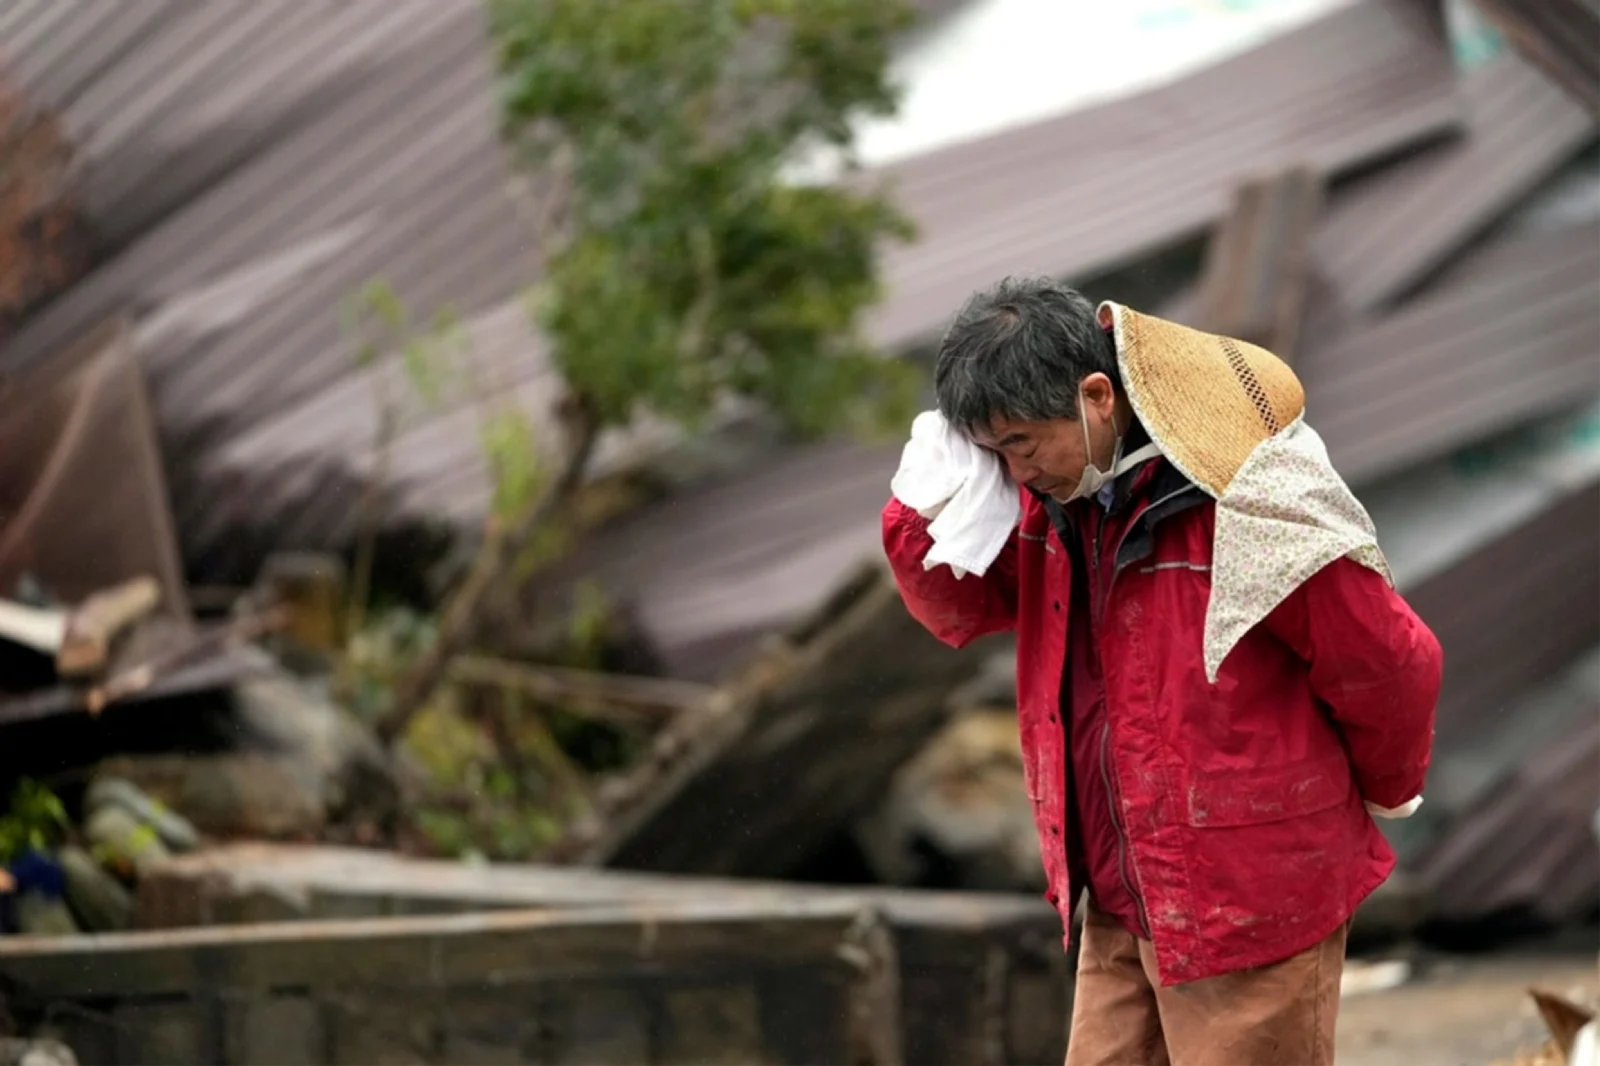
top-left (490, 0), bottom-right (921, 441)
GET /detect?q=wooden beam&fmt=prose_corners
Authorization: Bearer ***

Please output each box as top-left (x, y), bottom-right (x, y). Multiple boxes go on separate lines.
top-left (1194, 166), bottom-right (1323, 362)
top-left (544, 563), bottom-right (1000, 877)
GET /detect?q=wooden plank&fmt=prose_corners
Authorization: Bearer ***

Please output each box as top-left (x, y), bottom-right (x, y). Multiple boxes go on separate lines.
top-left (136, 844), bottom-right (1069, 1066)
top-left (0, 901), bottom-right (897, 1066)
top-left (547, 563), bottom-right (1002, 877)
top-left (0, 900), bottom-right (874, 997)
top-left (139, 844), bottom-right (1061, 945)
top-left (1193, 167), bottom-right (1323, 362)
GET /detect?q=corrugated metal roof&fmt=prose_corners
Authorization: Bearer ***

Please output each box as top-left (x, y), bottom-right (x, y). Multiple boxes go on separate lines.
top-left (1157, 49), bottom-right (1598, 327)
top-left (1300, 221), bottom-right (1600, 484)
top-left (1472, 0), bottom-right (1600, 116)
top-left (1311, 49), bottom-right (1596, 316)
top-left (1417, 648), bottom-right (1599, 831)
top-left (0, 0), bottom-right (1465, 572)
top-left (1406, 478), bottom-right (1600, 738)
top-left (866, 0), bottom-right (1461, 349)
top-left (1362, 400), bottom-right (1600, 590)
top-left (1382, 647), bottom-right (1597, 867)
top-left (1413, 699), bottom-right (1600, 923)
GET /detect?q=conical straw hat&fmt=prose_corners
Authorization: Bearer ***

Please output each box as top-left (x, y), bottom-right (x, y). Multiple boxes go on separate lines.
top-left (1098, 302), bottom-right (1306, 499)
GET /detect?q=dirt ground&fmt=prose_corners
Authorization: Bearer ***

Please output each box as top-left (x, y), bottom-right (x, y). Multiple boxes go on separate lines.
top-left (1338, 948), bottom-right (1598, 1066)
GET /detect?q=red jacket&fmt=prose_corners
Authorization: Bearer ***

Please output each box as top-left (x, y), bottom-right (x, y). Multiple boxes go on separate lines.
top-left (882, 458), bottom-right (1442, 985)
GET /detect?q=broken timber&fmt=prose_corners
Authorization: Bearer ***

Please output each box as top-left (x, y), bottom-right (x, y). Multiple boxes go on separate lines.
top-left (136, 843), bottom-right (1071, 1066)
top-left (545, 561), bottom-right (1004, 878)
top-left (0, 898), bottom-right (901, 1066)
top-left (450, 654), bottom-right (712, 728)
top-left (56, 576), bottom-right (161, 678)
top-left (1193, 166), bottom-right (1323, 361)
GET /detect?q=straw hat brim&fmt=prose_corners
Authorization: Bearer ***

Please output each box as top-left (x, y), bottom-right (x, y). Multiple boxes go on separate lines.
top-left (1098, 302), bottom-right (1306, 499)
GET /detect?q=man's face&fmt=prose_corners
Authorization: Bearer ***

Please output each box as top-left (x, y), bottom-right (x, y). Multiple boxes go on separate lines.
top-left (967, 372), bottom-right (1118, 500)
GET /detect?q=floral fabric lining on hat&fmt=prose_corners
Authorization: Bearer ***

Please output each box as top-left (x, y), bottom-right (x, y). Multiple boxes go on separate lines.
top-left (1203, 416), bottom-right (1391, 682)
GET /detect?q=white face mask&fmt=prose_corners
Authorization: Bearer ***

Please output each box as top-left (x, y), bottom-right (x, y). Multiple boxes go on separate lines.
top-left (1061, 391), bottom-right (1162, 503)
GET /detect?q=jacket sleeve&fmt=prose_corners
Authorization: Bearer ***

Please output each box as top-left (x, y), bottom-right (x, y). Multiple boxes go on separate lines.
top-left (1263, 557), bottom-right (1443, 809)
top-left (881, 497), bottom-right (1019, 649)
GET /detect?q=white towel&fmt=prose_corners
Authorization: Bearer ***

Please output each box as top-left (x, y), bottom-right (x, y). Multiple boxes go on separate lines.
top-left (891, 411), bottom-right (1020, 579)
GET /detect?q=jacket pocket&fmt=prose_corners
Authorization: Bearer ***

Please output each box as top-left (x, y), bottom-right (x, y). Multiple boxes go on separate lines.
top-left (1185, 754), bottom-right (1350, 828)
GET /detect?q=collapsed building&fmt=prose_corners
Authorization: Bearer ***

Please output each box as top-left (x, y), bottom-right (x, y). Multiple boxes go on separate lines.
top-left (0, 1), bottom-right (1595, 1061)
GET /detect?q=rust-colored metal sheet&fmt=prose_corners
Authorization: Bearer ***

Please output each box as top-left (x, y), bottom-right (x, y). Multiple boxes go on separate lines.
top-left (0, 320), bottom-right (187, 615)
top-left (1473, 0), bottom-right (1600, 116)
top-left (549, 437), bottom-right (901, 681)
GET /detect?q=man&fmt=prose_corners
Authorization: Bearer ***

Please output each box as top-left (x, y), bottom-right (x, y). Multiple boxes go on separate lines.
top-left (881, 278), bottom-right (1441, 1066)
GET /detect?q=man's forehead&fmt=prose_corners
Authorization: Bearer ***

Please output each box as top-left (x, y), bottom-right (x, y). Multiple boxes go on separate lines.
top-left (969, 414), bottom-right (1033, 448)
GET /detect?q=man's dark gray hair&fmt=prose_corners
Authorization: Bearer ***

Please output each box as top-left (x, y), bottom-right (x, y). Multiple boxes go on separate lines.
top-left (933, 277), bottom-right (1118, 434)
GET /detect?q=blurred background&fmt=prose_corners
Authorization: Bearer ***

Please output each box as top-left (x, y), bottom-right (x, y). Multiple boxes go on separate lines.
top-left (0, 1), bottom-right (1595, 1064)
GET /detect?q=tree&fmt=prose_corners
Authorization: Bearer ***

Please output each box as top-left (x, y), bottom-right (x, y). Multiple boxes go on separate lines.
top-left (373, 0), bottom-right (920, 743)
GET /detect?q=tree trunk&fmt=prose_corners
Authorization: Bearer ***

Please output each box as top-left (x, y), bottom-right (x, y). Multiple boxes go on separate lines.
top-left (375, 396), bottom-right (600, 746)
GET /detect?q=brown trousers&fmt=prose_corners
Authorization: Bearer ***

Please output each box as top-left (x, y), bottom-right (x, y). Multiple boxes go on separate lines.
top-left (1064, 904), bottom-right (1347, 1066)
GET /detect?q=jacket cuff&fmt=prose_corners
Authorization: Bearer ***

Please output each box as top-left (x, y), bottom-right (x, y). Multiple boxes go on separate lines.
top-left (1365, 795), bottom-right (1423, 819)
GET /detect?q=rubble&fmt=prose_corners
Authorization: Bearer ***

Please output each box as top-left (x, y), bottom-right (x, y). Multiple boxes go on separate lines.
top-left (545, 563), bottom-right (1002, 877)
top-left (856, 708), bottom-right (1043, 892)
top-left (83, 779), bottom-right (199, 854)
top-left (81, 806), bottom-right (170, 877)
top-left (92, 755), bottom-right (328, 841)
top-left (57, 846), bottom-right (132, 933)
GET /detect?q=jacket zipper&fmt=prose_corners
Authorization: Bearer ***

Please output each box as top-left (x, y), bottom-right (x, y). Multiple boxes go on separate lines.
top-left (1099, 720), bottom-right (1149, 938)
top-left (1090, 507), bottom-right (1153, 940)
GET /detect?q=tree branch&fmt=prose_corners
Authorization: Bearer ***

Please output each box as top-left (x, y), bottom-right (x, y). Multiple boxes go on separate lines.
top-left (375, 394), bottom-right (601, 745)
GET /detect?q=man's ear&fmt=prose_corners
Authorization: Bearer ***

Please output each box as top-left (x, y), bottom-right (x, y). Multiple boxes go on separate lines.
top-left (1078, 372), bottom-right (1116, 418)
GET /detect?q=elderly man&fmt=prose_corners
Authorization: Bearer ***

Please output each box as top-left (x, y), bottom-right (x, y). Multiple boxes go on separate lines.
top-left (881, 278), bottom-right (1441, 1066)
